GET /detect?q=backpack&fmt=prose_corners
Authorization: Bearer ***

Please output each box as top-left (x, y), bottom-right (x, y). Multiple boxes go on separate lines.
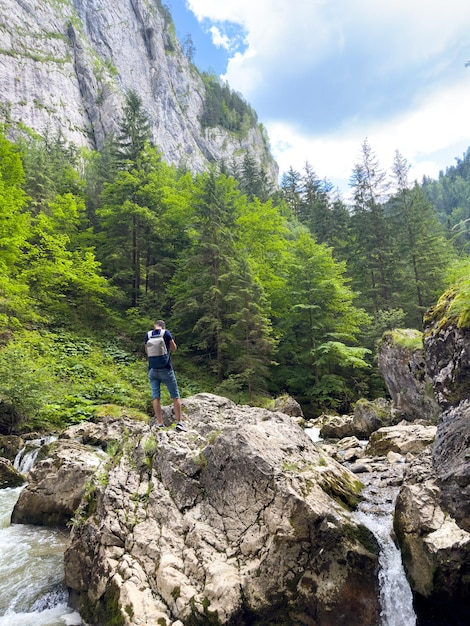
top-left (146, 330), bottom-right (170, 368)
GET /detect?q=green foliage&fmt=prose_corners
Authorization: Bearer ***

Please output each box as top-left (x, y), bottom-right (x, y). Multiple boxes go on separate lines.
top-left (200, 72), bottom-right (258, 134)
top-left (0, 341), bottom-right (52, 433)
top-left (1, 122), bottom-right (467, 426)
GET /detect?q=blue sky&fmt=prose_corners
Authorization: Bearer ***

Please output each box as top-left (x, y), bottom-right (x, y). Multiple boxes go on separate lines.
top-left (168, 0), bottom-right (470, 195)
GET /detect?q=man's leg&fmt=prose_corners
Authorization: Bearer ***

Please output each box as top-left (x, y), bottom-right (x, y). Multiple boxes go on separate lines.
top-left (152, 397), bottom-right (164, 425)
top-left (172, 397), bottom-right (182, 422)
top-left (149, 369), bottom-right (163, 426)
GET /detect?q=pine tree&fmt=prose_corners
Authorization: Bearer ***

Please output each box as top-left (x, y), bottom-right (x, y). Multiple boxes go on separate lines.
top-left (349, 139), bottom-right (395, 312)
top-left (390, 151), bottom-right (454, 325)
top-left (115, 90), bottom-right (152, 168)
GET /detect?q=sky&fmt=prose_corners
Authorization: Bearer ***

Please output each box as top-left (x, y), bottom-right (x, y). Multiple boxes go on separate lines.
top-left (168, 0), bottom-right (470, 195)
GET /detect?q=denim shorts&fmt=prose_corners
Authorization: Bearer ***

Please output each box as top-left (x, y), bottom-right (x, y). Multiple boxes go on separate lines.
top-left (148, 367), bottom-right (180, 399)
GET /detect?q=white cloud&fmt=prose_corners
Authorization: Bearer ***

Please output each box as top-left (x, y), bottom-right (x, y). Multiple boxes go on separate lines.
top-left (209, 26), bottom-right (231, 50)
top-left (186, 0), bottom-right (470, 189)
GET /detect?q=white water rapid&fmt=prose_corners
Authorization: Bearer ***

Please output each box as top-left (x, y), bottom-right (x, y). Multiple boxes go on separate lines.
top-left (354, 467), bottom-right (417, 626)
top-left (305, 427), bottom-right (417, 626)
top-left (0, 441), bottom-right (82, 626)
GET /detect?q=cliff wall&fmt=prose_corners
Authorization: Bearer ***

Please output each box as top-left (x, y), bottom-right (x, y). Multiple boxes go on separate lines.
top-left (0, 0), bottom-right (278, 180)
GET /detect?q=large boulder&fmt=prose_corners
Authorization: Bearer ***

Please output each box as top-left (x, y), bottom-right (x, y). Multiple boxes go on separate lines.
top-left (365, 422), bottom-right (436, 458)
top-left (394, 449), bottom-right (470, 624)
top-left (432, 400), bottom-right (470, 532)
top-left (378, 329), bottom-right (440, 421)
top-left (423, 299), bottom-right (470, 409)
top-left (64, 393), bottom-right (381, 626)
top-left (352, 397), bottom-right (397, 437)
top-left (0, 434), bottom-right (24, 462)
top-left (423, 299), bottom-right (470, 532)
top-left (11, 439), bottom-right (107, 526)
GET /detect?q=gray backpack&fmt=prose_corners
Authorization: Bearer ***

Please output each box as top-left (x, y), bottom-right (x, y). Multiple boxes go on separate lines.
top-left (146, 330), bottom-right (170, 368)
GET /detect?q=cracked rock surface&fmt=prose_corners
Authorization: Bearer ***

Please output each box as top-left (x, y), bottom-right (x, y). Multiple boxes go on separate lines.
top-left (57, 393), bottom-right (380, 625)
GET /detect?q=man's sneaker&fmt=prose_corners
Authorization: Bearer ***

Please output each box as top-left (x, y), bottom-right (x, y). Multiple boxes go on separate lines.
top-left (175, 422), bottom-right (187, 432)
top-left (157, 423), bottom-right (165, 429)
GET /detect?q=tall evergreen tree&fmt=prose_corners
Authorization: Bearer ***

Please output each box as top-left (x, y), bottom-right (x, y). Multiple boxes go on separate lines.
top-left (115, 90), bottom-right (152, 168)
top-left (349, 139), bottom-right (395, 312)
top-left (281, 166), bottom-right (302, 218)
top-left (390, 151), bottom-right (454, 325)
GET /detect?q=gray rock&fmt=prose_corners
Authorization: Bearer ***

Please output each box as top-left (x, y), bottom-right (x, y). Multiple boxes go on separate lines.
top-left (63, 393), bottom-right (380, 626)
top-left (0, 456), bottom-right (25, 488)
top-left (11, 439), bottom-right (106, 526)
top-left (394, 449), bottom-right (470, 615)
top-left (432, 399), bottom-right (470, 532)
top-left (0, 434), bottom-right (23, 462)
top-left (0, 0), bottom-right (277, 183)
top-left (365, 422), bottom-right (436, 458)
top-left (378, 329), bottom-right (440, 421)
top-left (424, 318), bottom-right (470, 410)
top-left (352, 397), bottom-right (398, 437)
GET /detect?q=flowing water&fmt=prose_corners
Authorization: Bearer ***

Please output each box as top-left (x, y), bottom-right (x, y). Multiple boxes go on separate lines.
top-left (305, 428), bottom-right (417, 626)
top-left (354, 466), bottom-right (417, 626)
top-left (0, 441), bottom-right (82, 626)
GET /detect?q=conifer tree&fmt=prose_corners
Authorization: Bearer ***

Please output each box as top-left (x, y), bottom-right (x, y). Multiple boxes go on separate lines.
top-left (390, 151), bottom-right (454, 325)
top-left (349, 139), bottom-right (395, 312)
top-left (115, 90), bottom-right (152, 168)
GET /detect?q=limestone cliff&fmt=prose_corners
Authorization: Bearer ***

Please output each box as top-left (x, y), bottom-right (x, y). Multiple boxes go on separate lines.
top-left (0, 0), bottom-right (278, 181)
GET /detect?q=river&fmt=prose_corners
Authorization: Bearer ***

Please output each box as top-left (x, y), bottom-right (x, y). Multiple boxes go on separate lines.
top-left (0, 443), bottom-right (82, 626)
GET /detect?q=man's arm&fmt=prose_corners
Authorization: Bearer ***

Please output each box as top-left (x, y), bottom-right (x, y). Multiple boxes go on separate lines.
top-left (169, 339), bottom-right (177, 352)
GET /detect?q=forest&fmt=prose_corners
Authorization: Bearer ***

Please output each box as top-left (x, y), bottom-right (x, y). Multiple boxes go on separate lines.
top-left (1, 89), bottom-right (470, 435)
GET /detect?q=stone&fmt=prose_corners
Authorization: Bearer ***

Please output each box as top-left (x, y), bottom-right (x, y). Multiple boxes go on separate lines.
top-left (0, 456), bottom-right (25, 488)
top-left (424, 312), bottom-right (470, 409)
top-left (319, 414), bottom-right (355, 439)
top-left (394, 449), bottom-right (470, 623)
top-left (272, 394), bottom-right (304, 421)
top-left (432, 399), bottom-right (470, 532)
top-left (0, 434), bottom-right (23, 462)
top-left (352, 397), bottom-right (398, 437)
top-left (11, 439), bottom-right (107, 526)
top-left (60, 393), bottom-right (380, 625)
top-left (365, 422), bottom-right (436, 458)
top-left (377, 329), bottom-right (440, 421)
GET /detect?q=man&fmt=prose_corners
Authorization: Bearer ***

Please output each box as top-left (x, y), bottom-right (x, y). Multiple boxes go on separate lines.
top-left (145, 320), bottom-right (186, 431)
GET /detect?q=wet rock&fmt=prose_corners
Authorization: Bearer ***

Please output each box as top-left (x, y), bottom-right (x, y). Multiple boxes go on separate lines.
top-left (11, 439), bottom-right (107, 526)
top-left (394, 448), bottom-right (470, 622)
top-left (0, 434), bottom-right (24, 462)
top-left (0, 457), bottom-right (25, 488)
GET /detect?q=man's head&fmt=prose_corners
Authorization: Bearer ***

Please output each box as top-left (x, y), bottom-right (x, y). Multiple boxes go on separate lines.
top-left (154, 320), bottom-right (166, 329)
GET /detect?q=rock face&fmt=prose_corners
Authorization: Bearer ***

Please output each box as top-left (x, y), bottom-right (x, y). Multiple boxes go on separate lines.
top-left (377, 329), bottom-right (440, 421)
top-left (424, 307), bottom-right (470, 532)
top-left (0, 0), bottom-right (277, 181)
top-left (424, 314), bottom-right (470, 409)
top-left (56, 394), bottom-right (380, 626)
top-left (11, 439), bottom-right (107, 526)
top-left (394, 449), bottom-right (470, 625)
top-left (392, 307), bottom-right (470, 623)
